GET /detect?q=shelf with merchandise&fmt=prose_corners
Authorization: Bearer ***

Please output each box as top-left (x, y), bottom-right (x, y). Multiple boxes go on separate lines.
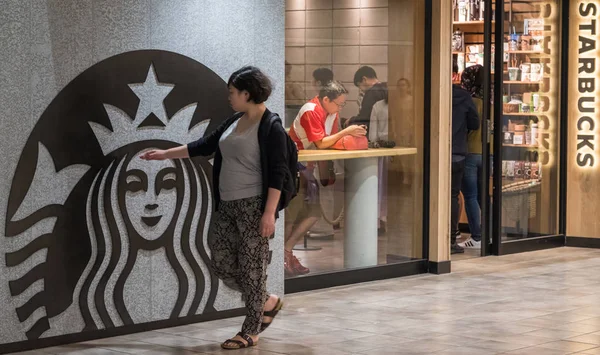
top-left (503, 144), bottom-right (538, 148)
top-left (503, 112), bottom-right (543, 116)
top-left (504, 81), bottom-right (542, 85)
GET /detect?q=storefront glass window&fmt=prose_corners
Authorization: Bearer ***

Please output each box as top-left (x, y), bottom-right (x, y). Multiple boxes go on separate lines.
top-left (500, 0), bottom-right (561, 241)
top-left (284, 0), bottom-right (425, 277)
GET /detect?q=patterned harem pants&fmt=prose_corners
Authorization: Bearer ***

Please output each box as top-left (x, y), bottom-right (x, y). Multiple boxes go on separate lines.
top-left (209, 196), bottom-right (271, 335)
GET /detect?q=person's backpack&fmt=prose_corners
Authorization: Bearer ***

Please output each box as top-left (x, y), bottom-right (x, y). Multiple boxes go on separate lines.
top-left (267, 113), bottom-right (298, 211)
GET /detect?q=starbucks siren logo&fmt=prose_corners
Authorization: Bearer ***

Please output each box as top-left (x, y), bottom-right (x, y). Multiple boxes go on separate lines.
top-left (3, 50), bottom-right (233, 339)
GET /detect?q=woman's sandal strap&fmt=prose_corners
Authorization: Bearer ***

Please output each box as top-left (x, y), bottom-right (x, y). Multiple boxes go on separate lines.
top-left (260, 298), bottom-right (283, 333)
top-left (263, 298), bottom-right (283, 317)
top-left (223, 339), bottom-right (246, 348)
top-left (240, 333), bottom-right (254, 346)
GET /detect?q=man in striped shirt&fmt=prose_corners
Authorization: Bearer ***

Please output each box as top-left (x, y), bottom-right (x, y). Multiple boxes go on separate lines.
top-left (285, 81), bottom-right (367, 277)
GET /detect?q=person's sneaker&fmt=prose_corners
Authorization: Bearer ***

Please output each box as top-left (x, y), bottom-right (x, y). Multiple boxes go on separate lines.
top-left (285, 250), bottom-right (310, 275)
top-left (291, 254), bottom-right (310, 275)
top-left (284, 251), bottom-right (297, 277)
top-left (459, 238), bottom-right (481, 249)
top-left (451, 243), bottom-right (465, 254)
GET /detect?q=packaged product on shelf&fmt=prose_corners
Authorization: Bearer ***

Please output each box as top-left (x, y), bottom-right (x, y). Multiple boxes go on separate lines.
top-left (531, 63), bottom-right (542, 82)
top-left (524, 161), bottom-right (532, 179)
top-left (458, 0), bottom-right (468, 21)
top-left (507, 160), bottom-right (516, 180)
top-left (531, 162), bottom-right (540, 180)
top-left (521, 35), bottom-right (531, 51)
top-left (508, 67), bottom-right (519, 81)
top-left (515, 124), bottom-right (526, 132)
top-left (453, 31), bottom-right (464, 52)
top-left (532, 94), bottom-right (540, 112)
top-left (513, 132), bottom-right (524, 145)
top-left (531, 123), bottom-right (538, 145)
top-left (523, 92), bottom-right (532, 106)
top-left (508, 119), bottom-right (516, 131)
top-left (525, 19), bottom-right (544, 51)
top-left (469, 0), bottom-right (477, 21)
top-left (468, 45), bottom-right (483, 53)
top-left (502, 161), bottom-right (508, 178)
top-left (515, 161), bottom-right (525, 179)
top-left (520, 63), bottom-right (531, 82)
top-left (525, 129), bottom-right (532, 145)
top-left (479, 0), bottom-right (484, 20)
top-left (509, 34), bottom-right (519, 51)
top-left (457, 53), bottom-right (465, 73)
top-left (504, 131), bottom-right (514, 144)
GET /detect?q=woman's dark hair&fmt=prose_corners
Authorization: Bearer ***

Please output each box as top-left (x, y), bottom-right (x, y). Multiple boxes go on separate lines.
top-left (227, 66), bottom-right (273, 104)
top-left (318, 81), bottom-right (348, 100)
top-left (353, 66), bottom-right (378, 86)
top-left (312, 68), bottom-right (334, 85)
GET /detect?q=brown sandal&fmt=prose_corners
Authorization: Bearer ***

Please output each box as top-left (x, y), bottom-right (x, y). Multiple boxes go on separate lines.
top-left (260, 297), bottom-right (283, 333)
top-left (221, 332), bottom-right (257, 350)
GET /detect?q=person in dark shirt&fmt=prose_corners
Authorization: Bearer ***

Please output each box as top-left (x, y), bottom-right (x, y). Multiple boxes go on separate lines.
top-left (451, 66), bottom-right (480, 254)
top-left (347, 66), bottom-right (387, 134)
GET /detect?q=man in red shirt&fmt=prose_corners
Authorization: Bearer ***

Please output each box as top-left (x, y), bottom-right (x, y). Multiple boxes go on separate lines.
top-left (286, 81), bottom-right (367, 277)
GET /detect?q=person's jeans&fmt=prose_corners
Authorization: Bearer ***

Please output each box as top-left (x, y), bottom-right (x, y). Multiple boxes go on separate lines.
top-left (461, 154), bottom-right (482, 240)
top-left (451, 157), bottom-right (466, 244)
top-left (461, 154), bottom-right (493, 241)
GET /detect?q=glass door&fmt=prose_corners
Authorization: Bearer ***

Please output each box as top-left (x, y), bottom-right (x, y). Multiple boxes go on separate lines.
top-left (492, 0), bottom-right (562, 253)
top-left (451, 0), bottom-right (495, 258)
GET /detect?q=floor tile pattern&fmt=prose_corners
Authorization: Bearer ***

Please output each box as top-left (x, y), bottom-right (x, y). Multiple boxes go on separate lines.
top-left (11, 247), bottom-right (600, 355)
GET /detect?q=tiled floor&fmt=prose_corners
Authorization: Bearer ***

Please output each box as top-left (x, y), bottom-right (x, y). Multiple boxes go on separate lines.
top-left (14, 247), bottom-right (600, 355)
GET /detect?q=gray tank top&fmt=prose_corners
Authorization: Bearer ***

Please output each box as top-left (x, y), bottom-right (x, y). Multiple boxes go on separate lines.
top-left (218, 119), bottom-right (263, 201)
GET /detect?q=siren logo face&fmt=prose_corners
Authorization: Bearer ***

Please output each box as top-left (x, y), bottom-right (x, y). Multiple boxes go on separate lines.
top-left (3, 50), bottom-right (234, 339)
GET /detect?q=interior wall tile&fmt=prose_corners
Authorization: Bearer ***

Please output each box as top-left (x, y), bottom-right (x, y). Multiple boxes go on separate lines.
top-left (333, 46), bottom-right (359, 64)
top-left (286, 0), bottom-right (306, 11)
top-left (333, 9), bottom-right (360, 27)
top-left (286, 10), bottom-right (306, 29)
top-left (306, 28), bottom-right (333, 46)
top-left (360, 8), bottom-right (388, 26)
top-left (306, 46), bottom-right (333, 64)
top-left (333, 27), bottom-right (360, 45)
top-left (306, 10), bottom-right (333, 28)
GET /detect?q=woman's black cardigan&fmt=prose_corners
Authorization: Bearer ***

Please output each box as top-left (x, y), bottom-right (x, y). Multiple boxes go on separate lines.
top-left (187, 109), bottom-right (289, 217)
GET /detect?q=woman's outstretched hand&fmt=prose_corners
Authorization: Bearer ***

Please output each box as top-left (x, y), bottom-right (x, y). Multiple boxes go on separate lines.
top-left (140, 150), bottom-right (168, 161)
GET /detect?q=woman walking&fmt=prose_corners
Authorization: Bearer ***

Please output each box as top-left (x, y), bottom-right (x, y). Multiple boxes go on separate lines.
top-left (141, 66), bottom-right (286, 350)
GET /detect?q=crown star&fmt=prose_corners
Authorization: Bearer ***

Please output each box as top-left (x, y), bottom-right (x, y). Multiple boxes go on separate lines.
top-left (129, 64), bottom-right (174, 126)
top-left (89, 66), bottom-right (210, 155)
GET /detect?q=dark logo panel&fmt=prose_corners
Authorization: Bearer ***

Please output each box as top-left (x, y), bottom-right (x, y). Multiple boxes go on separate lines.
top-left (4, 50), bottom-right (234, 339)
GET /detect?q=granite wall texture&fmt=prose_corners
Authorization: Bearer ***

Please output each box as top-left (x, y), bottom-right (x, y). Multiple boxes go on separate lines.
top-left (0, 0), bottom-right (285, 346)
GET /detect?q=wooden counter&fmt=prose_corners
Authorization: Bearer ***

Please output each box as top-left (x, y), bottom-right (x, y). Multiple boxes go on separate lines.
top-left (297, 147), bottom-right (418, 162)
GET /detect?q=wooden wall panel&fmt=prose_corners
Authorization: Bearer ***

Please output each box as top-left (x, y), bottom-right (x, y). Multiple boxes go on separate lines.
top-left (566, 0), bottom-right (600, 238)
top-left (428, 0), bottom-right (453, 262)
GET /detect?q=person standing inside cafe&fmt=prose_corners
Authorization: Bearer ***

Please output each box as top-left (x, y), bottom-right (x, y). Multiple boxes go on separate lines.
top-left (285, 81), bottom-right (367, 277)
top-left (346, 66), bottom-right (387, 134)
top-left (451, 62), bottom-right (480, 254)
top-left (458, 64), bottom-right (493, 250)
